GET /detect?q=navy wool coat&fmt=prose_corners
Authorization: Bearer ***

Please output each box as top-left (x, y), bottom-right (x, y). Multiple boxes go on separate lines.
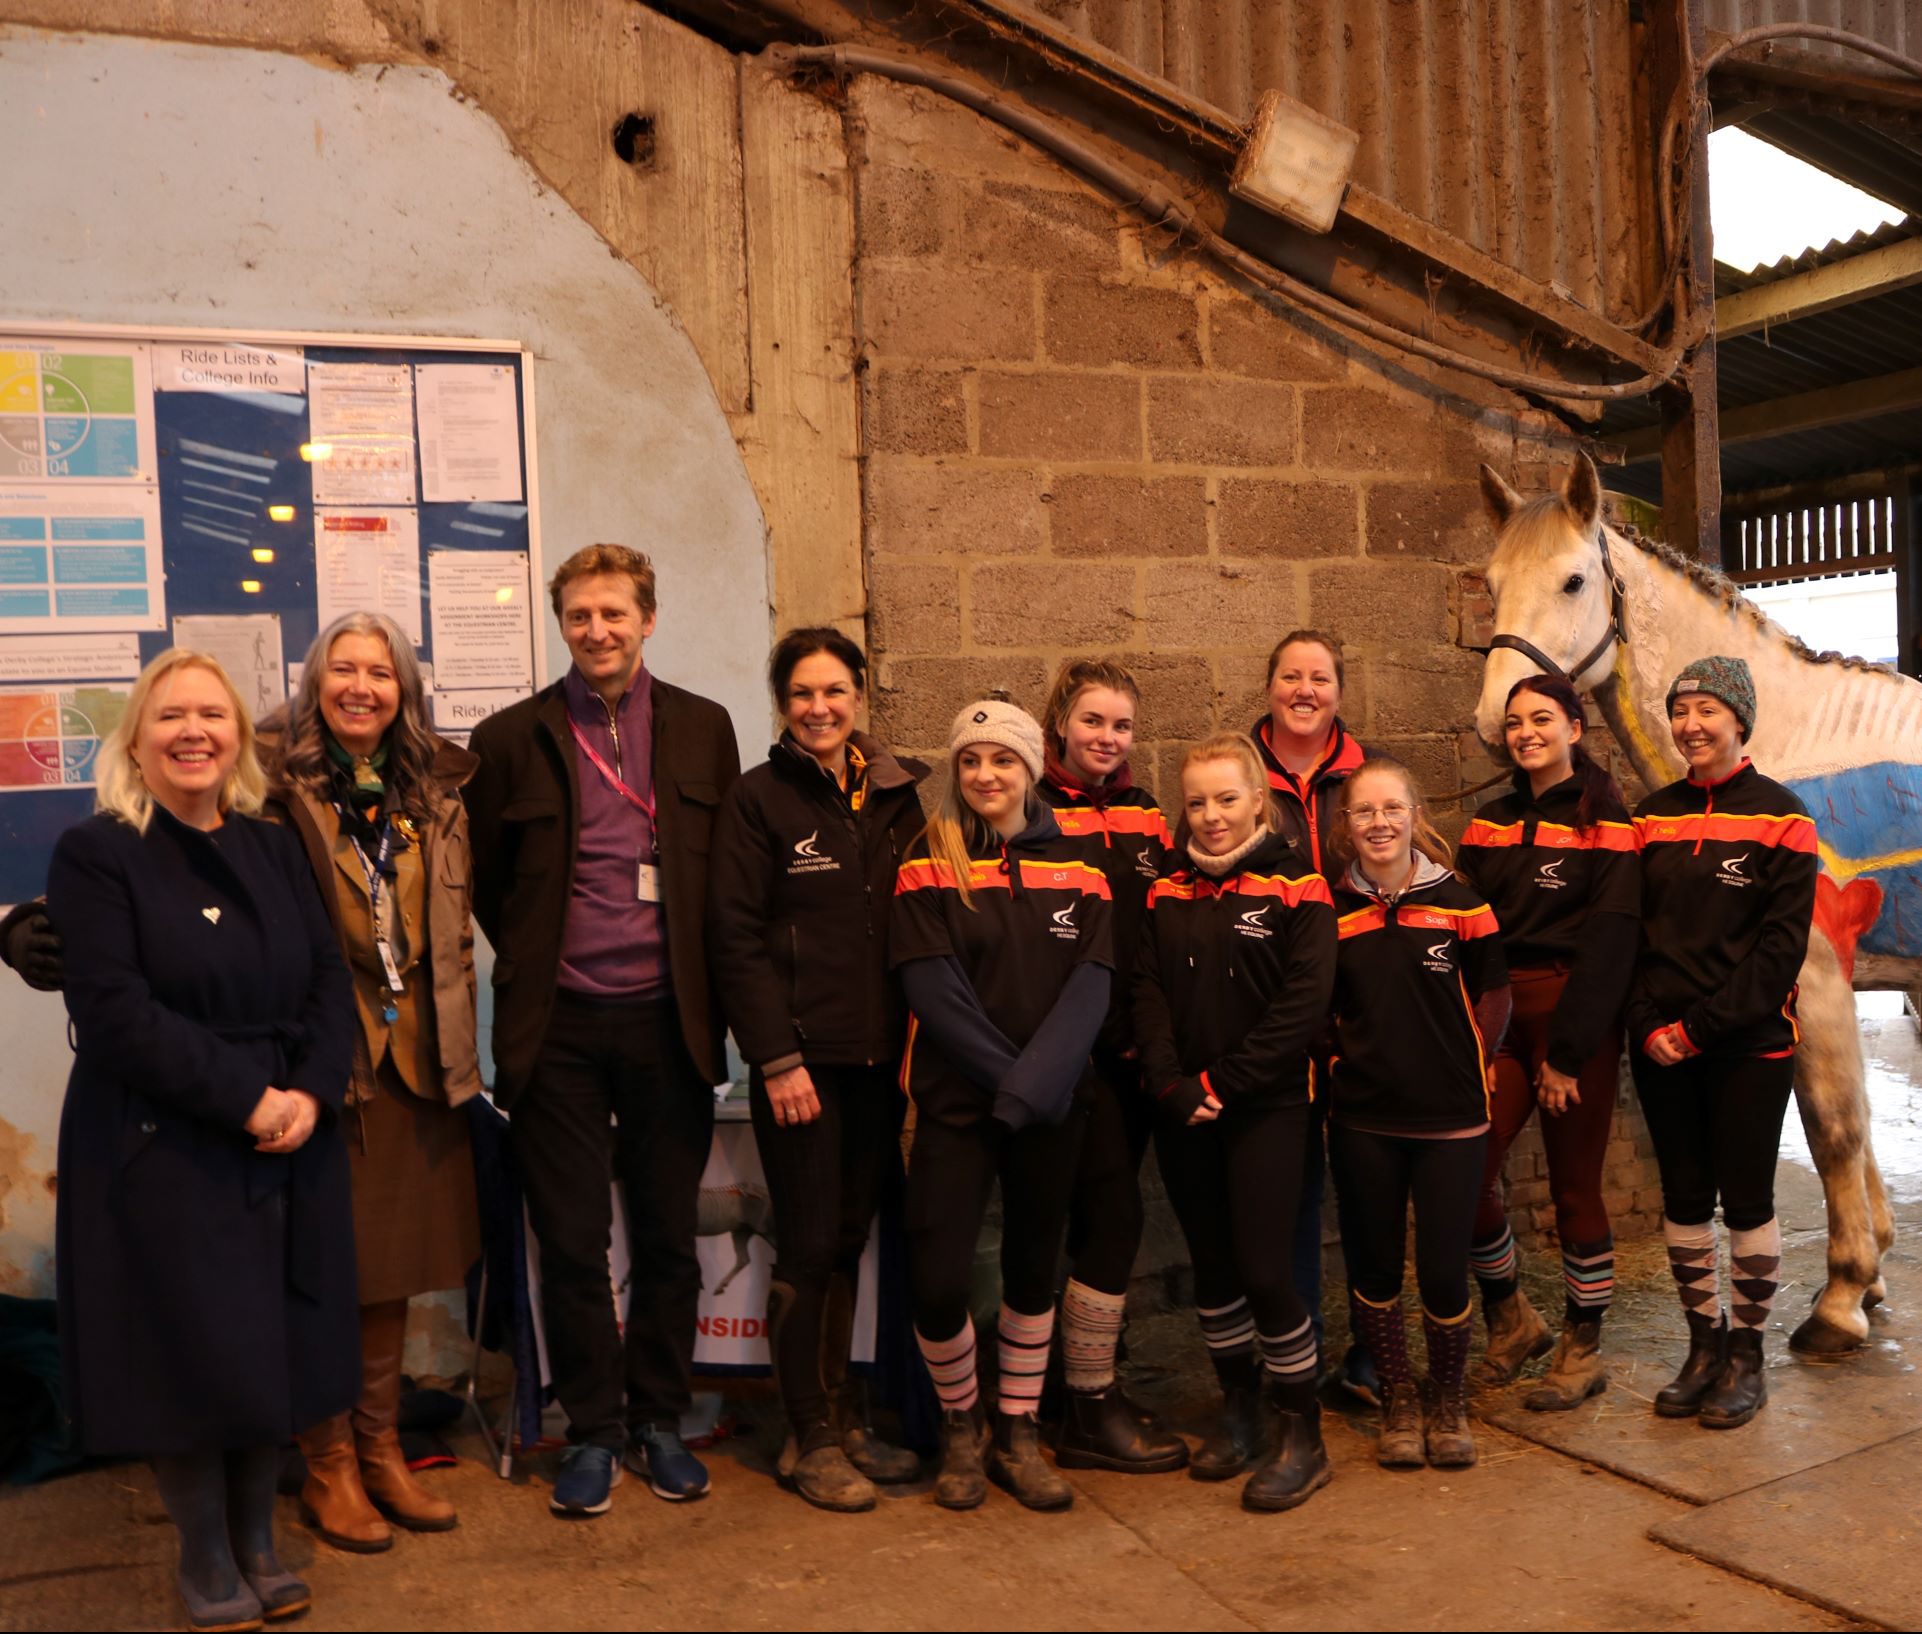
top-left (47, 807), bottom-right (359, 1456)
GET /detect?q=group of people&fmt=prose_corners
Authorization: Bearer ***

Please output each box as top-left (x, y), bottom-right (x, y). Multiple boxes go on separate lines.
top-left (3, 540), bottom-right (1818, 1631)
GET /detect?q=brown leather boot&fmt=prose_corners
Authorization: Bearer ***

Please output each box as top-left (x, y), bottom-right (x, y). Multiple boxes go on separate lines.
top-left (353, 1300), bottom-right (458, 1533)
top-left (297, 1413), bottom-right (392, 1554)
top-left (1469, 1288), bottom-right (1553, 1389)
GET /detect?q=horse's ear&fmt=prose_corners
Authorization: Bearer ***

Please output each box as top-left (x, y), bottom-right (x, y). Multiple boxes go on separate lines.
top-left (1479, 463), bottom-right (1523, 525)
top-left (1565, 452), bottom-right (1602, 531)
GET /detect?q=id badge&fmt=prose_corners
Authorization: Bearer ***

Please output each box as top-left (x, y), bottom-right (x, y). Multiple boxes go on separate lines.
top-left (637, 862), bottom-right (662, 903)
top-left (377, 939), bottom-right (405, 994)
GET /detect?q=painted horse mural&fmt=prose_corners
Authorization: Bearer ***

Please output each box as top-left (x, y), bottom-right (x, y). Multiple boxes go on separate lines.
top-left (1474, 453), bottom-right (1917, 1355)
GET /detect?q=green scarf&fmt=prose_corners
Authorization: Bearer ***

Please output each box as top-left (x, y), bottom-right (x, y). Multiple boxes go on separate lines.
top-left (324, 734), bottom-right (389, 803)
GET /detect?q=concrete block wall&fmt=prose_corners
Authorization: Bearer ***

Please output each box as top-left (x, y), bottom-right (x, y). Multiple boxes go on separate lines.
top-left (842, 73), bottom-right (1665, 1255)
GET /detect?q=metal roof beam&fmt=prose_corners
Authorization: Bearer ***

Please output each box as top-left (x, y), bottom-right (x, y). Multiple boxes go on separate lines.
top-left (1718, 235), bottom-right (1922, 338)
top-left (1613, 363), bottom-right (1922, 461)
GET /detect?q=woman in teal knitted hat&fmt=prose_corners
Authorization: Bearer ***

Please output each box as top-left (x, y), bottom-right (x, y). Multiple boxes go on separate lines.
top-left (1625, 654), bottom-right (1817, 1431)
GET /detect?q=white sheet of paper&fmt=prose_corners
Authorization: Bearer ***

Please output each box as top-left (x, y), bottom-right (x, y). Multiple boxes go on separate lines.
top-left (429, 685), bottom-right (531, 740)
top-left (0, 632), bottom-right (142, 682)
top-left (172, 612), bottom-right (286, 718)
top-left (154, 344), bottom-right (305, 395)
top-left (314, 507), bottom-right (423, 646)
top-left (426, 550), bottom-right (532, 689)
top-left (0, 485), bottom-right (167, 634)
top-left (416, 364), bottom-right (523, 504)
top-left (305, 362), bottom-right (417, 506)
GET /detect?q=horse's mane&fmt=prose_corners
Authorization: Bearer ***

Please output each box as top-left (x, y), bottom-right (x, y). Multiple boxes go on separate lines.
top-left (1503, 491), bottom-right (1900, 679)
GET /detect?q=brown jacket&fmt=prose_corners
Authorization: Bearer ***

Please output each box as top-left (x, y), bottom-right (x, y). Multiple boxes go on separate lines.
top-left (258, 722), bottom-right (483, 1110)
top-left (466, 673), bottom-right (740, 1103)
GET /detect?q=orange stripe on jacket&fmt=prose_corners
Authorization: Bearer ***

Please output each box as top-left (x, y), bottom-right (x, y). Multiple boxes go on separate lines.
top-left (1338, 905), bottom-right (1387, 939)
top-left (1634, 811), bottom-right (1816, 852)
top-left (1015, 858), bottom-right (1113, 897)
top-left (1053, 805), bottom-right (1172, 845)
top-left (1461, 817), bottom-right (1637, 852)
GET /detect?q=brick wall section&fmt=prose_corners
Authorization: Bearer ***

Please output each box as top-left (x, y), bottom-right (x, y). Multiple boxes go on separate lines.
top-left (844, 75), bottom-right (1662, 1256)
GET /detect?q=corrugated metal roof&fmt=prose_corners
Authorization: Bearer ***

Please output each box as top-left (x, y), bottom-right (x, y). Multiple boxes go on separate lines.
top-left (1715, 214), bottom-right (1919, 289)
top-left (1011, 0), bottom-right (1654, 324)
top-left (1701, 0), bottom-right (1921, 66)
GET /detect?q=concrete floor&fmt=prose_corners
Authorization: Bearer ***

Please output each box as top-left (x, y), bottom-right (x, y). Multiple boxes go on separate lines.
top-left (2, 999), bottom-right (1916, 1632)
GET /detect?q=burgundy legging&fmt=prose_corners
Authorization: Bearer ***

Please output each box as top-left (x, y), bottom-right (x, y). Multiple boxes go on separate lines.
top-left (1473, 967), bottom-right (1618, 1246)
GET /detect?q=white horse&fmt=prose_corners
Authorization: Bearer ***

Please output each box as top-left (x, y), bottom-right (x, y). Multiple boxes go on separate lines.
top-left (1474, 453), bottom-right (1915, 1355)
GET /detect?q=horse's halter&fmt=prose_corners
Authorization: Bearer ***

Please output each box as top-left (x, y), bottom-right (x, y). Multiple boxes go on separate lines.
top-left (1488, 523), bottom-right (1629, 690)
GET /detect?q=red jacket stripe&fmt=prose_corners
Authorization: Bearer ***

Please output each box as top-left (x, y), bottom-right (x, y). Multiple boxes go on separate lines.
top-left (1633, 811), bottom-right (1817, 852)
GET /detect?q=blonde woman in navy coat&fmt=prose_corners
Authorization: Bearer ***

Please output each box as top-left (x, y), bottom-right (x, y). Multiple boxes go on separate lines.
top-left (48, 649), bottom-right (356, 1632)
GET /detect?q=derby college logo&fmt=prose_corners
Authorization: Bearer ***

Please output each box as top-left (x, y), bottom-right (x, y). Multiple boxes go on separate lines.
top-left (1423, 939), bottom-right (1454, 974)
top-left (1536, 857), bottom-right (1568, 891)
top-left (786, 829), bottom-right (841, 876)
top-left (1716, 852), bottom-right (1752, 888)
top-left (1235, 903), bottom-right (1274, 940)
top-left (1133, 846), bottom-right (1158, 881)
top-left (1048, 902), bottom-right (1079, 942)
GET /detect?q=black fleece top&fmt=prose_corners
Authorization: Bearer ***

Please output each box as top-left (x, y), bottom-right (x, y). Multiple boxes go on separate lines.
top-left (1036, 763), bottom-right (1169, 1054)
top-left (1329, 858), bottom-right (1508, 1133)
top-left (1132, 830), bottom-right (1337, 1124)
top-left (708, 732), bottom-right (928, 1074)
top-left (891, 808), bottom-right (1114, 1131)
top-left (1626, 759), bottom-right (1817, 1061)
top-left (1455, 772), bottom-right (1640, 1075)
top-left (1250, 715), bottom-right (1367, 877)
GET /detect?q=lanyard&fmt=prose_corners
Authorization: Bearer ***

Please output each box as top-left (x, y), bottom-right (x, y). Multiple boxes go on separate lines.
top-left (569, 718), bottom-right (656, 829)
top-left (348, 819), bottom-right (406, 1009)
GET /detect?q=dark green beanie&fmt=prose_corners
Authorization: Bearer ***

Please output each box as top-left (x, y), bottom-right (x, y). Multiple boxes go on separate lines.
top-left (1666, 655), bottom-right (1756, 739)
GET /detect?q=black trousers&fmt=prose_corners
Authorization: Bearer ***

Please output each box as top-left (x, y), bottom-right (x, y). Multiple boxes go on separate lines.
top-left (1065, 1053), bottom-right (1152, 1295)
top-left (1155, 1099), bottom-right (1309, 1338)
top-left (1631, 1052), bottom-right (1794, 1232)
top-left (1330, 1123), bottom-right (1486, 1317)
top-left (513, 991), bottom-right (715, 1450)
top-left (749, 1063), bottom-right (900, 1432)
top-left (906, 1109), bottom-right (1087, 1342)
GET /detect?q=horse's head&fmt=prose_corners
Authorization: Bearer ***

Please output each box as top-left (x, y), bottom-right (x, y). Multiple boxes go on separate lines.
top-left (1473, 452), bottom-right (1626, 754)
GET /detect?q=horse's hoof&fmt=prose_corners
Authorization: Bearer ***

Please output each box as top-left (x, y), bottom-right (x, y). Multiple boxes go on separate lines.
top-left (1789, 1314), bottom-right (1865, 1358)
top-left (1863, 1280), bottom-right (1886, 1311)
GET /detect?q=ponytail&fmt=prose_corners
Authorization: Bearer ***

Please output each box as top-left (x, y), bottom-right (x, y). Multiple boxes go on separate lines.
top-left (1501, 674), bottom-right (1624, 831)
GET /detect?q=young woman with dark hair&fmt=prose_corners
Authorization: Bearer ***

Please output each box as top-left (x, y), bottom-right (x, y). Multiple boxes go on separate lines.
top-left (1133, 735), bottom-right (1338, 1511)
top-left (1628, 657), bottom-right (1816, 1430)
top-left (709, 626), bottom-right (930, 1511)
top-left (1328, 759), bottom-right (1510, 1471)
top-left (1454, 674), bottom-right (1640, 1409)
top-left (892, 699), bottom-right (1114, 1513)
top-left (1035, 658), bottom-right (1187, 1475)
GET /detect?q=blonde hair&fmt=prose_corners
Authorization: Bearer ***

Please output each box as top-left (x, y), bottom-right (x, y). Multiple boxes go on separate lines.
top-left (1042, 657), bottom-right (1141, 761)
top-left (918, 754), bottom-right (1037, 911)
top-left (1331, 756), bottom-right (1451, 869)
top-left (97, 649), bottom-right (266, 833)
top-left (1171, 733), bottom-right (1281, 852)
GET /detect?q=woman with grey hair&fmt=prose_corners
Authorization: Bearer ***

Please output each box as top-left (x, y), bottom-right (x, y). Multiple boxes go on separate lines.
top-left (267, 610), bottom-right (484, 1552)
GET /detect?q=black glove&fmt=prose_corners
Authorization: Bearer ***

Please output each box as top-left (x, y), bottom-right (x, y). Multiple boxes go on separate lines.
top-left (3, 905), bottom-right (64, 992)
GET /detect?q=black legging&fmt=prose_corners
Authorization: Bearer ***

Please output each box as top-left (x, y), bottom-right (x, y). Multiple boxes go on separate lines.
top-left (750, 1064), bottom-right (901, 1432)
top-left (905, 1110), bottom-right (1087, 1341)
top-left (1065, 1052), bottom-right (1152, 1295)
top-left (1330, 1123), bottom-right (1487, 1317)
top-left (1630, 1052), bottom-right (1794, 1231)
top-left (1154, 1099), bottom-right (1309, 1338)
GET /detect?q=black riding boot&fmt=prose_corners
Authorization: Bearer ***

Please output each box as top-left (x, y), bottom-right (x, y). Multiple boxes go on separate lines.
top-left (1241, 1385), bottom-right (1331, 1513)
top-left (153, 1451), bottom-right (261, 1633)
top-left (1654, 1311), bottom-right (1729, 1419)
top-left (823, 1272), bottom-right (919, 1482)
top-left (225, 1445), bottom-right (311, 1622)
top-left (1056, 1386), bottom-right (1190, 1474)
top-left (1699, 1327), bottom-right (1768, 1429)
top-left (1191, 1354), bottom-right (1265, 1482)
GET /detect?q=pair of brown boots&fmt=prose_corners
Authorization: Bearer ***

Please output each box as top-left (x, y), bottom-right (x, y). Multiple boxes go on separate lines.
top-left (297, 1300), bottom-right (457, 1553)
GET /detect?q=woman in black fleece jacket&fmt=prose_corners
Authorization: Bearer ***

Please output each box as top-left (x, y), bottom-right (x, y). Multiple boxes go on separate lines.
top-left (708, 628), bottom-right (928, 1512)
top-left (1133, 734), bottom-right (1337, 1513)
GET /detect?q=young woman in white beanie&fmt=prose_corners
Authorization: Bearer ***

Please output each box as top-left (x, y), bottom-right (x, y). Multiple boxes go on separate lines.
top-left (891, 698), bottom-right (1115, 1513)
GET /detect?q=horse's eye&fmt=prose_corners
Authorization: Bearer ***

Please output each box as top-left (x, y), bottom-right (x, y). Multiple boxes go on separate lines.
top-left (1562, 574), bottom-right (1585, 594)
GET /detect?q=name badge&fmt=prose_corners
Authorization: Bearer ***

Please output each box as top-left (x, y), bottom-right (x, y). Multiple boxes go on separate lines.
top-left (637, 862), bottom-right (662, 903)
top-left (377, 939), bottom-right (405, 994)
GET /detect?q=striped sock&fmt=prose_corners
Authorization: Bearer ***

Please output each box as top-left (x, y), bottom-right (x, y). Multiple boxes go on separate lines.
top-left (1257, 1318), bottom-right (1319, 1412)
top-left (1061, 1279), bottom-right (1125, 1394)
top-left (1562, 1234), bottom-right (1615, 1325)
top-left (915, 1318), bottom-right (979, 1414)
top-left (1469, 1225), bottom-right (1520, 1307)
top-left (1348, 1291), bottom-right (1413, 1395)
top-left (997, 1304), bottom-right (1055, 1418)
top-left (1198, 1298), bottom-right (1256, 1389)
top-left (1729, 1219), bottom-right (1782, 1331)
top-left (1662, 1217), bottom-right (1721, 1324)
top-left (1422, 1304), bottom-right (1475, 1395)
